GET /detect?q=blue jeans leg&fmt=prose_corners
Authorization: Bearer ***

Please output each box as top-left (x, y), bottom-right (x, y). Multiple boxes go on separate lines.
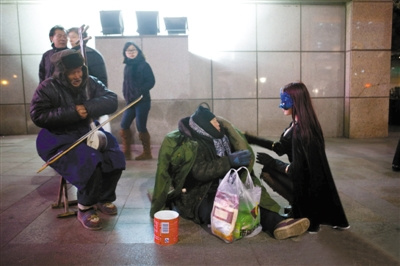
top-left (120, 101), bottom-right (151, 133)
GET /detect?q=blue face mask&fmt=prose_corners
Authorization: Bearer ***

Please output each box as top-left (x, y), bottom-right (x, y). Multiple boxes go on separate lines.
top-left (279, 89), bottom-right (293, 110)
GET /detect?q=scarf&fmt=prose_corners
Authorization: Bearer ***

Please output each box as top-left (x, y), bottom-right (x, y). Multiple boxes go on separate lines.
top-left (189, 117), bottom-right (231, 157)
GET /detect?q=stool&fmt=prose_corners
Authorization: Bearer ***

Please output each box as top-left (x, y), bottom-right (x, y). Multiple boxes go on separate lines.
top-left (51, 176), bottom-right (78, 218)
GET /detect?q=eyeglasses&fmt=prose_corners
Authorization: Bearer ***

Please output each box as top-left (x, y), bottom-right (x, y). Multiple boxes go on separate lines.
top-left (126, 49), bottom-right (137, 53)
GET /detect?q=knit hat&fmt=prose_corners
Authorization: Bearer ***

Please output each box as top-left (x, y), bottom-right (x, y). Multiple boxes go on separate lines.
top-left (51, 49), bottom-right (84, 70)
top-left (51, 49), bottom-right (88, 82)
top-left (191, 105), bottom-right (224, 139)
top-left (192, 106), bottom-right (215, 128)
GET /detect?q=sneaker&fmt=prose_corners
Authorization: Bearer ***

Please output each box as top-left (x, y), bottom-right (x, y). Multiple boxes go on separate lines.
top-left (284, 205), bottom-right (292, 214)
top-left (273, 218), bottom-right (310, 240)
top-left (308, 224), bottom-right (321, 234)
top-left (77, 209), bottom-right (102, 230)
top-left (332, 225), bottom-right (350, 230)
top-left (96, 202), bottom-right (118, 215)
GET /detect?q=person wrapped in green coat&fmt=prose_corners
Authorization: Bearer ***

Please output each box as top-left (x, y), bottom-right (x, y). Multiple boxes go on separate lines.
top-left (150, 105), bottom-right (310, 239)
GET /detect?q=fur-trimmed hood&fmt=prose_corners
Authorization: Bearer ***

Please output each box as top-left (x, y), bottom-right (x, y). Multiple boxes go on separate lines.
top-left (51, 49), bottom-right (88, 90)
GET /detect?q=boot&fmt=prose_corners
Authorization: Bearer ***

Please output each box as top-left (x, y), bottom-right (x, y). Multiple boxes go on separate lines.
top-left (119, 129), bottom-right (132, 160)
top-left (136, 132), bottom-right (152, 160)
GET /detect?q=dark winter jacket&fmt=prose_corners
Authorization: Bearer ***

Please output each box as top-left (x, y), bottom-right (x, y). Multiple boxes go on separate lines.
top-left (39, 46), bottom-right (68, 83)
top-left (123, 57), bottom-right (155, 103)
top-left (31, 71), bottom-right (116, 133)
top-left (31, 53), bottom-right (125, 189)
top-left (150, 117), bottom-right (280, 223)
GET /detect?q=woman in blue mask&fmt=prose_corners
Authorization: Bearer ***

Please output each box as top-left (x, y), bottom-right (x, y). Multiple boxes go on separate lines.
top-left (245, 82), bottom-right (349, 233)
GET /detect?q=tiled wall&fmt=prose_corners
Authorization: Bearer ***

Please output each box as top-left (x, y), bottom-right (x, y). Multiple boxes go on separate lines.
top-left (0, 1), bottom-right (392, 142)
top-left (345, 1), bottom-right (392, 138)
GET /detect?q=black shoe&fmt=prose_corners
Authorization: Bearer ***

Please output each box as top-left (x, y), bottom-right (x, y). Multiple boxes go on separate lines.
top-left (393, 164), bottom-right (400, 172)
top-left (280, 205), bottom-right (293, 219)
top-left (308, 225), bottom-right (320, 234)
top-left (280, 211), bottom-right (293, 219)
top-left (284, 205), bottom-right (292, 214)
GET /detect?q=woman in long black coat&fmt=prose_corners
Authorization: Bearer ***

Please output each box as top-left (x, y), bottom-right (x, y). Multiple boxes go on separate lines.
top-left (246, 82), bottom-right (349, 233)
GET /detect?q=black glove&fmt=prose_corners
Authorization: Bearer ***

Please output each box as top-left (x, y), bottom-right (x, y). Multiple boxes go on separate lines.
top-left (244, 133), bottom-right (274, 150)
top-left (256, 152), bottom-right (275, 168)
top-left (272, 141), bottom-right (282, 152)
top-left (257, 153), bottom-right (290, 174)
top-left (228, 150), bottom-right (251, 167)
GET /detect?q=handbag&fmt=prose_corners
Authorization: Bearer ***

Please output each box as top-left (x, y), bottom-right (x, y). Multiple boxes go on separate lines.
top-left (211, 167), bottom-right (262, 243)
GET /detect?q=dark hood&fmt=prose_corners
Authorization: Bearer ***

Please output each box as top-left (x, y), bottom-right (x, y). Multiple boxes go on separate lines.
top-left (51, 49), bottom-right (88, 90)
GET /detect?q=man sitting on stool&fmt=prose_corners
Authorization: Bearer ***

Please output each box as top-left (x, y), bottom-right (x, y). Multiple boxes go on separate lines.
top-left (31, 49), bottom-right (125, 230)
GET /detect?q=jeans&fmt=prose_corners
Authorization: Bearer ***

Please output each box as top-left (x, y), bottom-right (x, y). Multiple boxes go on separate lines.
top-left (120, 100), bottom-right (151, 132)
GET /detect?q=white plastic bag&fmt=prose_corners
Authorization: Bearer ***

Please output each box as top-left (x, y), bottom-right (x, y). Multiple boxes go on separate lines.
top-left (211, 167), bottom-right (261, 243)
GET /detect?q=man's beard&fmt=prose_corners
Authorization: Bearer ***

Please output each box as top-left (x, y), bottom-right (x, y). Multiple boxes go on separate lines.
top-left (70, 78), bottom-right (82, 87)
top-left (69, 81), bottom-right (85, 95)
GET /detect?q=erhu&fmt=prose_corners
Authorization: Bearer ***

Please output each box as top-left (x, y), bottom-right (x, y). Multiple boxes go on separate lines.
top-left (78, 25), bottom-right (107, 151)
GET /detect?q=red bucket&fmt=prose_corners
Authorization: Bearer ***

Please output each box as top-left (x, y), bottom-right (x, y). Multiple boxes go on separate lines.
top-left (154, 210), bottom-right (179, 245)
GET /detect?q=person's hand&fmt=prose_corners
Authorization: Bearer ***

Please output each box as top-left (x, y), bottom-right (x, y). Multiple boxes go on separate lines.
top-left (272, 141), bottom-right (282, 151)
top-left (256, 152), bottom-right (275, 168)
top-left (75, 105), bottom-right (88, 119)
top-left (228, 150), bottom-right (251, 167)
top-left (244, 132), bottom-right (256, 143)
top-left (244, 132), bottom-right (275, 150)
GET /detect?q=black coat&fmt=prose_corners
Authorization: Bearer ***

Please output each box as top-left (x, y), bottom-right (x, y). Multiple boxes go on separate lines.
top-left (39, 46), bottom-right (68, 83)
top-left (279, 122), bottom-right (349, 230)
top-left (31, 65), bottom-right (125, 189)
top-left (123, 59), bottom-right (155, 103)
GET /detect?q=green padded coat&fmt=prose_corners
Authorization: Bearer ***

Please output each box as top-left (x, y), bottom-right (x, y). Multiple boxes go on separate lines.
top-left (150, 117), bottom-right (281, 222)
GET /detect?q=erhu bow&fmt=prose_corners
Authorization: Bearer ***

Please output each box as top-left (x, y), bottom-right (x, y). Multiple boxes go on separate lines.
top-left (36, 24), bottom-right (142, 173)
top-left (36, 95), bottom-right (142, 173)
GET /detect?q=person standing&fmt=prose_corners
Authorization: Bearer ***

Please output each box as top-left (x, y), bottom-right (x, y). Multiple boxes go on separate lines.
top-left (120, 41), bottom-right (155, 160)
top-left (67, 27), bottom-right (108, 86)
top-left (31, 49), bottom-right (125, 230)
top-left (39, 25), bottom-right (68, 83)
top-left (393, 139), bottom-right (400, 172)
top-left (246, 82), bottom-right (349, 233)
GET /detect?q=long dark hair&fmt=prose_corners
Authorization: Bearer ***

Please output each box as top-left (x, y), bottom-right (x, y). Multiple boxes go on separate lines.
top-left (122, 41), bottom-right (145, 63)
top-left (282, 82), bottom-right (324, 146)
